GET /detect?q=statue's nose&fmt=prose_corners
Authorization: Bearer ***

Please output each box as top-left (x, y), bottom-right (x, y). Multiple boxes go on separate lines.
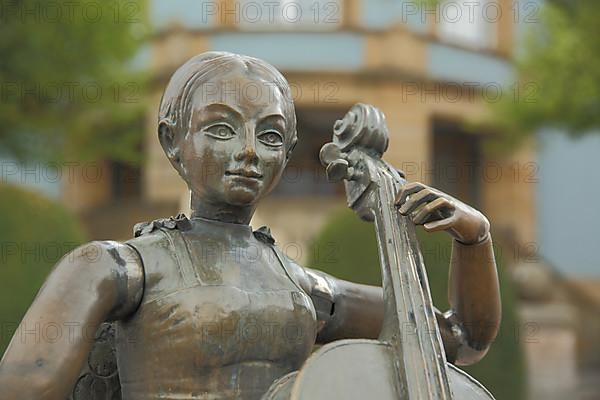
top-left (234, 125), bottom-right (258, 162)
top-left (235, 144), bottom-right (258, 162)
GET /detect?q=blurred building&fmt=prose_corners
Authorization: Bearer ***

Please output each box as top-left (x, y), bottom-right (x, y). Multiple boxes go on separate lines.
top-left (15, 0), bottom-right (599, 398)
top-left (92, 0), bottom-right (536, 248)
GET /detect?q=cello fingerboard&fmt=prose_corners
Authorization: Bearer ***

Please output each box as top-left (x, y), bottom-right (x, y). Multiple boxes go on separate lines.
top-left (373, 168), bottom-right (453, 400)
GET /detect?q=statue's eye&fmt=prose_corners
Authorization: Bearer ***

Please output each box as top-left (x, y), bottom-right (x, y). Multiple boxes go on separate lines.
top-left (203, 123), bottom-right (236, 140)
top-left (258, 130), bottom-right (284, 147)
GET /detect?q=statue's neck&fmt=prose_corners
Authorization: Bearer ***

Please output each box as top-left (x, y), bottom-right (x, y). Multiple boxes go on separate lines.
top-left (190, 193), bottom-right (256, 225)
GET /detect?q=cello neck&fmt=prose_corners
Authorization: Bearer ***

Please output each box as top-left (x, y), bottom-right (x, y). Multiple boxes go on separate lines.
top-left (372, 166), bottom-right (453, 400)
top-left (320, 103), bottom-right (455, 399)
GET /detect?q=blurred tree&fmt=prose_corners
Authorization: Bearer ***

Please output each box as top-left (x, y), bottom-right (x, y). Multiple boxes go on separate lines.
top-left (309, 208), bottom-right (527, 400)
top-left (0, 0), bottom-right (149, 163)
top-left (0, 183), bottom-right (85, 356)
top-left (494, 0), bottom-right (600, 147)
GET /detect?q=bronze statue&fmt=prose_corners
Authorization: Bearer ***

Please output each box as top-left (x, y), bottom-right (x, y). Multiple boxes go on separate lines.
top-left (0, 52), bottom-right (501, 400)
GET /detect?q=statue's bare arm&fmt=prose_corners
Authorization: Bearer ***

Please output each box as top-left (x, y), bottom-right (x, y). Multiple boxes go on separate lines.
top-left (294, 182), bottom-right (501, 366)
top-left (0, 241), bottom-right (143, 399)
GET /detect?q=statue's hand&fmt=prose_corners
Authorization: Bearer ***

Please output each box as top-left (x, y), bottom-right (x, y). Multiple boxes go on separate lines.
top-left (394, 182), bottom-right (490, 245)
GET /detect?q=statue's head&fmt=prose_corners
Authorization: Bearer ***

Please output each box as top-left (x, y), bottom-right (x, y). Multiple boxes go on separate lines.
top-left (158, 51), bottom-right (297, 208)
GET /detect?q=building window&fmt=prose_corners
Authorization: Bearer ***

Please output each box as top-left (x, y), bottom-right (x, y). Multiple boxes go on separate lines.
top-left (431, 118), bottom-right (483, 209)
top-left (238, 0), bottom-right (342, 30)
top-left (437, 0), bottom-right (498, 50)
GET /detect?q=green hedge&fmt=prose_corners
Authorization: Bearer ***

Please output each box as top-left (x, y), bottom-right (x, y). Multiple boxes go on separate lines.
top-left (310, 208), bottom-right (526, 400)
top-left (0, 184), bottom-right (85, 356)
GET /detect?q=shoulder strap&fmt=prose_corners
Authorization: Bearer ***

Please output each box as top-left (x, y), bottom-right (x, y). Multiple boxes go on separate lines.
top-left (272, 245), bottom-right (305, 293)
top-left (254, 225), bottom-right (306, 294)
top-left (158, 227), bottom-right (200, 287)
top-left (131, 214), bottom-right (200, 288)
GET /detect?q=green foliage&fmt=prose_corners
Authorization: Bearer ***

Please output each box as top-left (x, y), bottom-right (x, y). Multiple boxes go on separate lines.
top-left (311, 207), bottom-right (527, 400)
top-left (0, 184), bottom-right (85, 356)
top-left (493, 0), bottom-right (600, 147)
top-left (0, 0), bottom-right (150, 163)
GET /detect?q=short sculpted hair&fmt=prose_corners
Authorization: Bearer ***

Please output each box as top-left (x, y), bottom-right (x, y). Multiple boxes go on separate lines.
top-left (159, 51), bottom-right (298, 157)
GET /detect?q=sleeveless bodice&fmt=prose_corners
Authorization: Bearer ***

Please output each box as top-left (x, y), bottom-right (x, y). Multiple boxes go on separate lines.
top-left (117, 218), bottom-right (317, 400)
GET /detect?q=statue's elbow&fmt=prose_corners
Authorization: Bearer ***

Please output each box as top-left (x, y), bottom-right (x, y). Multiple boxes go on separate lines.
top-left (453, 321), bottom-right (500, 366)
top-left (441, 310), bottom-right (500, 366)
top-left (454, 342), bottom-right (491, 366)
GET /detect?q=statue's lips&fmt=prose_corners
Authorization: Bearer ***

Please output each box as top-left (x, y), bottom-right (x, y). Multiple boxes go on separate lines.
top-left (225, 170), bottom-right (263, 182)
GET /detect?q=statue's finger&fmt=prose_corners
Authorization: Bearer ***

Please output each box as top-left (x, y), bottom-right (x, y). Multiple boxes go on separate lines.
top-left (423, 215), bottom-right (455, 232)
top-left (395, 182), bottom-right (426, 207)
top-left (398, 188), bottom-right (437, 215)
top-left (411, 197), bottom-right (453, 225)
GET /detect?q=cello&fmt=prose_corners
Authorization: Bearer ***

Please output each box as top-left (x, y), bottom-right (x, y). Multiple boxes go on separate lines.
top-left (263, 103), bottom-right (495, 400)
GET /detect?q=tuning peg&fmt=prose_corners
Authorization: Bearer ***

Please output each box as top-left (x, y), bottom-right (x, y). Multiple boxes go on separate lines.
top-left (326, 159), bottom-right (349, 182)
top-left (319, 142), bottom-right (343, 167)
top-left (320, 142), bottom-right (358, 181)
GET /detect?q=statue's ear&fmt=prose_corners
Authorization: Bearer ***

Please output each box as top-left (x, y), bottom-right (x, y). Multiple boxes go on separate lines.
top-left (158, 119), bottom-right (182, 170)
top-left (286, 135), bottom-right (298, 162)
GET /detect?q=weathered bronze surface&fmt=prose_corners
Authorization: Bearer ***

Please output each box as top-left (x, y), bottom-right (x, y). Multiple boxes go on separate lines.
top-left (0, 52), bottom-right (501, 400)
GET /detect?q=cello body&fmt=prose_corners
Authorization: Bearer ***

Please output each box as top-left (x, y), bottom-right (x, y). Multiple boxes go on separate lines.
top-left (264, 340), bottom-right (493, 400)
top-left (263, 104), bottom-right (495, 400)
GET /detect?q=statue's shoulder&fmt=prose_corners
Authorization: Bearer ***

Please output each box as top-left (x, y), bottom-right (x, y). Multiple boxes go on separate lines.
top-left (69, 215), bottom-right (198, 399)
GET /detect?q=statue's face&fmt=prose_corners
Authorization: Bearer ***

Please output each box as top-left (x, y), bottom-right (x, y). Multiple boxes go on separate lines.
top-left (178, 70), bottom-right (290, 207)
